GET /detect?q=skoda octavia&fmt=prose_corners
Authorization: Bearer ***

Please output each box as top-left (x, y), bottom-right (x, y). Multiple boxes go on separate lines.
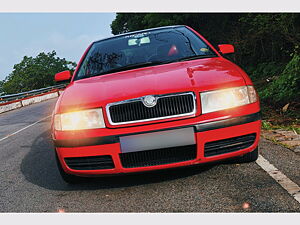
top-left (52, 25), bottom-right (261, 183)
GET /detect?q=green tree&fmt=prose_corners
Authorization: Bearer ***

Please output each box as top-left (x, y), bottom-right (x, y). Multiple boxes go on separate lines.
top-left (260, 51), bottom-right (300, 104)
top-left (2, 51), bottom-right (77, 94)
top-left (111, 13), bottom-right (147, 34)
top-left (238, 13), bottom-right (300, 65)
top-left (0, 80), bottom-right (4, 95)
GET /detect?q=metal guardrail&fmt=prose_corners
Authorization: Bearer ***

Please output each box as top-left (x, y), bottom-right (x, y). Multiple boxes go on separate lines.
top-left (0, 84), bottom-right (67, 103)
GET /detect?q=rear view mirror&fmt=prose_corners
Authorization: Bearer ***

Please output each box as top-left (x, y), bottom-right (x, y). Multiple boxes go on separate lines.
top-left (218, 44), bottom-right (235, 55)
top-left (55, 71), bottom-right (72, 82)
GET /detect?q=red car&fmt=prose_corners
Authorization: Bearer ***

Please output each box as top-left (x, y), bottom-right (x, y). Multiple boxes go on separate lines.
top-left (52, 25), bottom-right (261, 183)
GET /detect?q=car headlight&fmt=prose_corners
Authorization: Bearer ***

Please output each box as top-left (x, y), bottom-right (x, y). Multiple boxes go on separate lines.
top-left (200, 86), bottom-right (257, 114)
top-left (54, 108), bottom-right (106, 131)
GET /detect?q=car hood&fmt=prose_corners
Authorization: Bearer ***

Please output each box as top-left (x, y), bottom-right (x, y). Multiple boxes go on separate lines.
top-left (58, 57), bottom-right (246, 113)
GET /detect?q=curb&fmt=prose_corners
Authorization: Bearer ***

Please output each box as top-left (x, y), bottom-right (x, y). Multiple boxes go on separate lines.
top-left (0, 90), bottom-right (61, 114)
top-left (261, 129), bottom-right (300, 153)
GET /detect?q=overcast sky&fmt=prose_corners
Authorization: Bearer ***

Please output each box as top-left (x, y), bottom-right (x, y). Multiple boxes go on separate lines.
top-left (0, 13), bottom-right (116, 81)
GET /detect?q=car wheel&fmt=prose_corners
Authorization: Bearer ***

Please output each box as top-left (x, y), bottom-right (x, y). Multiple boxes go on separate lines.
top-left (55, 152), bottom-right (87, 184)
top-left (228, 147), bottom-right (259, 164)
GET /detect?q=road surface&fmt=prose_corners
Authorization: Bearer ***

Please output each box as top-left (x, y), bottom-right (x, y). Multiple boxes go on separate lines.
top-left (0, 98), bottom-right (299, 212)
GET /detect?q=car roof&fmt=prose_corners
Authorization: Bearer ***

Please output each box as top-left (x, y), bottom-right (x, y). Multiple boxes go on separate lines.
top-left (93, 25), bottom-right (186, 44)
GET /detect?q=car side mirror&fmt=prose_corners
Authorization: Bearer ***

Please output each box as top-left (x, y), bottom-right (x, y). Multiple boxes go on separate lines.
top-left (55, 71), bottom-right (72, 82)
top-left (218, 44), bottom-right (235, 55)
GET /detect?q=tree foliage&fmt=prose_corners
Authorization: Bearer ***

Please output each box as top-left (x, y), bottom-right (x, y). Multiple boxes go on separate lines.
top-left (260, 51), bottom-right (300, 104)
top-left (2, 51), bottom-right (76, 94)
top-left (0, 80), bottom-right (4, 95)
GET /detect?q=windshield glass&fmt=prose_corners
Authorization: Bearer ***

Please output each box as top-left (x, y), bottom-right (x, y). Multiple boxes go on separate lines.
top-left (75, 26), bottom-right (217, 80)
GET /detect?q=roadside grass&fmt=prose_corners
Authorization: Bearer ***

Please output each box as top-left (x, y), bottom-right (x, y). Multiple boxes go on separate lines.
top-left (258, 93), bottom-right (300, 150)
top-left (262, 135), bottom-right (292, 149)
top-left (262, 121), bottom-right (300, 135)
top-left (260, 102), bottom-right (300, 134)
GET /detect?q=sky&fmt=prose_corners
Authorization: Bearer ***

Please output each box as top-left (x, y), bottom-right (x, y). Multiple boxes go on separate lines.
top-left (0, 13), bottom-right (116, 81)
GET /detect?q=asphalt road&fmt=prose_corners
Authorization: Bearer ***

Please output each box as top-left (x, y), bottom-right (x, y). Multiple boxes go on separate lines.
top-left (0, 98), bottom-right (300, 212)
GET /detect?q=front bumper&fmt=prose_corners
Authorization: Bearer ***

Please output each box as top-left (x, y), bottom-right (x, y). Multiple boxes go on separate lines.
top-left (53, 111), bottom-right (261, 176)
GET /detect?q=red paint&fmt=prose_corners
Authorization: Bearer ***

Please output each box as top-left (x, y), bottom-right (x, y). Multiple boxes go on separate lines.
top-left (56, 120), bottom-right (261, 176)
top-left (52, 26), bottom-right (261, 177)
top-left (55, 71), bottom-right (72, 82)
top-left (218, 44), bottom-right (235, 55)
top-left (57, 58), bottom-right (246, 114)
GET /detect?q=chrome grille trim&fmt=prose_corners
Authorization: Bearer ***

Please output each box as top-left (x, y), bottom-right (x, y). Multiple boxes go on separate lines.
top-left (106, 92), bottom-right (196, 126)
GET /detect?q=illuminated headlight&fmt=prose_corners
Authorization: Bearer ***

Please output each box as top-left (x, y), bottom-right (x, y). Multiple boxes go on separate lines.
top-left (200, 86), bottom-right (257, 114)
top-left (54, 108), bottom-right (105, 131)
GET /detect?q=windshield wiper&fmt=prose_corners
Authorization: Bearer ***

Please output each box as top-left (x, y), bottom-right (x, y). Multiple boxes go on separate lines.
top-left (176, 54), bottom-right (217, 62)
top-left (87, 61), bottom-right (164, 77)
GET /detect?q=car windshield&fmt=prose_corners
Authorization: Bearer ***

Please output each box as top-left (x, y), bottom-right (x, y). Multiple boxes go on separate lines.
top-left (75, 26), bottom-right (217, 80)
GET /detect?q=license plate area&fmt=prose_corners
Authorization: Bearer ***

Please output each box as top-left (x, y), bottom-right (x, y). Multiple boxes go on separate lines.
top-left (120, 127), bottom-right (195, 153)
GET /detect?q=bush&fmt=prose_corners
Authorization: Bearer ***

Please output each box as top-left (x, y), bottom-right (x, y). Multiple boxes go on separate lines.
top-left (260, 52), bottom-right (300, 104)
top-left (246, 62), bottom-right (285, 81)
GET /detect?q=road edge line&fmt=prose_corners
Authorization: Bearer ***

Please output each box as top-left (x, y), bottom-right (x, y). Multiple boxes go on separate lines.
top-left (256, 154), bottom-right (300, 204)
top-left (0, 115), bottom-right (51, 142)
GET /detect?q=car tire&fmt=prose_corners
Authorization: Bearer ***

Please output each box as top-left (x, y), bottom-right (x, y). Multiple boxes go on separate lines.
top-left (228, 147), bottom-right (259, 164)
top-left (55, 152), bottom-right (87, 184)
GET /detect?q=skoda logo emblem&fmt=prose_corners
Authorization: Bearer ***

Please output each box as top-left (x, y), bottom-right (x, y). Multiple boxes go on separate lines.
top-left (142, 95), bottom-right (157, 108)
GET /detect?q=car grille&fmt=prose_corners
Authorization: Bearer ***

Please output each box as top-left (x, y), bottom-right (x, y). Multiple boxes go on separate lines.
top-left (107, 92), bottom-right (195, 125)
top-left (64, 155), bottom-right (114, 170)
top-left (119, 145), bottom-right (197, 168)
top-left (204, 133), bottom-right (256, 157)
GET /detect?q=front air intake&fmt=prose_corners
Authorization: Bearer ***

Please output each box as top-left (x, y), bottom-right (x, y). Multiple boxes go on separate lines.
top-left (119, 145), bottom-right (197, 168)
top-left (64, 155), bottom-right (114, 170)
top-left (204, 133), bottom-right (256, 157)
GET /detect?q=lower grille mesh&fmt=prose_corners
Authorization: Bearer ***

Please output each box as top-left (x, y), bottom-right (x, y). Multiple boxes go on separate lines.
top-left (65, 155), bottom-right (114, 170)
top-left (204, 133), bottom-right (256, 157)
top-left (120, 145), bottom-right (197, 168)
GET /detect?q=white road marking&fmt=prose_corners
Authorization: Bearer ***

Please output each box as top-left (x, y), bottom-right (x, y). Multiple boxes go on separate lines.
top-left (0, 115), bottom-right (51, 142)
top-left (256, 154), bottom-right (300, 204)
